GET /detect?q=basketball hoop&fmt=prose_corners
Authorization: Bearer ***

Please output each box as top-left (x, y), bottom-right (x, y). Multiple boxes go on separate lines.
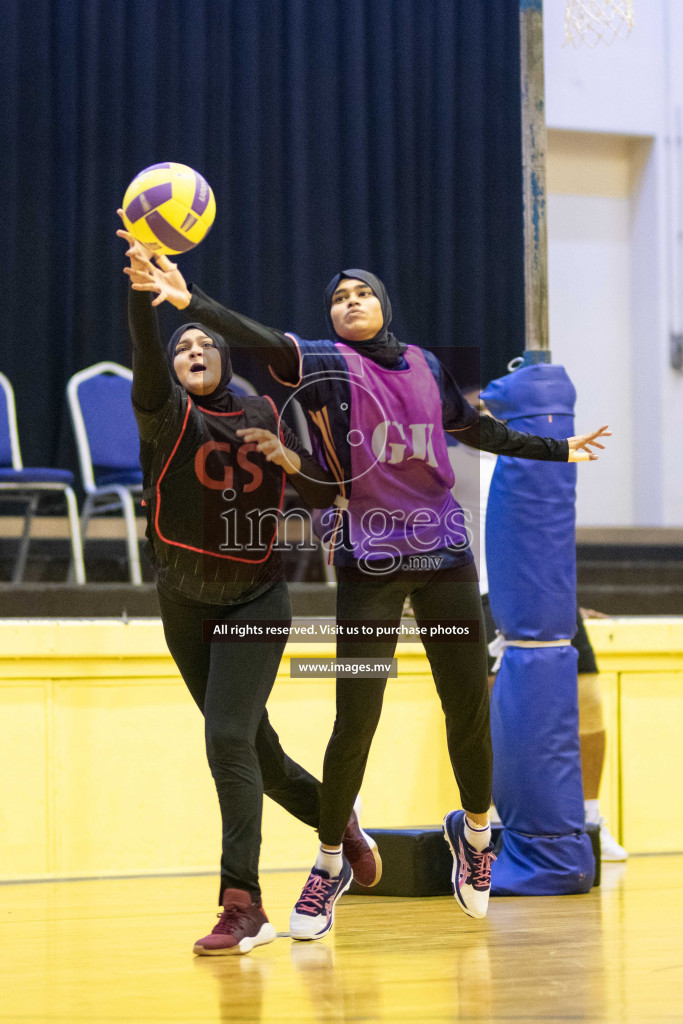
top-left (565, 0), bottom-right (634, 48)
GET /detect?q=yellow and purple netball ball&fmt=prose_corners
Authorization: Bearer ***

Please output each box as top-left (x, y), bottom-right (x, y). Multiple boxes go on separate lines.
top-left (121, 163), bottom-right (216, 254)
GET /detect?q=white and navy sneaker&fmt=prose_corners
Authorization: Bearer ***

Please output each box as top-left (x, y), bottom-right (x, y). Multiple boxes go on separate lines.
top-left (289, 858), bottom-right (353, 941)
top-left (443, 810), bottom-right (496, 920)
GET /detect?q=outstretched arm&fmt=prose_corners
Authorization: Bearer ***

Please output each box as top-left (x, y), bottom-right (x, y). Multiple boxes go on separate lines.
top-left (447, 413), bottom-right (611, 463)
top-left (117, 219), bottom-right (173, 413)
top-left (437, 356), bottom-right (611, 463)
top-left (119, 222), bottom-right (300, 384)
top-left (448, 414), bottom-right (569, 461)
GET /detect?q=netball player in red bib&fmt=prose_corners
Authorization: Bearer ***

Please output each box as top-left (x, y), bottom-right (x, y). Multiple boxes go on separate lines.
top-left (119, 224), bottom-right (382, 955)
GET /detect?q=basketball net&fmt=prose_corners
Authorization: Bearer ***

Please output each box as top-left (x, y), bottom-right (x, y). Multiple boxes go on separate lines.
top-left (564, 0), bottom-right (634, 48)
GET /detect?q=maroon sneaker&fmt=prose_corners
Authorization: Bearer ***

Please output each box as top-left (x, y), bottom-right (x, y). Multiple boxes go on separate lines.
top-left (342, 798), bottom-right (382, 887)
top-left (193, 888), bottom-right (277, 956)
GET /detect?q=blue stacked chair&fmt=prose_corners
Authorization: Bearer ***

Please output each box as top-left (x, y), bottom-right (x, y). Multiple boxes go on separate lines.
top-left (0, 371), bottom-right (85, 583)
top-left (67, 362), bottom-right (143, 584)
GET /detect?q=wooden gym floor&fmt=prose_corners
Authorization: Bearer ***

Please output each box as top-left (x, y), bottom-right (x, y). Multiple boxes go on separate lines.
top-left (1, 855), bottom-right (681, 1023)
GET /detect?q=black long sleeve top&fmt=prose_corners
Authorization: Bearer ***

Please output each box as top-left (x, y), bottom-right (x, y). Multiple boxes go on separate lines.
top-left (187, 285), bottom-right (569, 463)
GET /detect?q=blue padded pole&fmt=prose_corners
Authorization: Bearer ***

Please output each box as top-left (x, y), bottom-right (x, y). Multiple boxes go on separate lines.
top-left (477, 0), bottom-right (594, 895)
top-left (482, 365), bottom-right (594, 894)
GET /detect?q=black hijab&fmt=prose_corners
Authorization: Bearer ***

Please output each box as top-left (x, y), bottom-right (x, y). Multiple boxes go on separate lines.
top-left (324, 269), bottom-right (407, 368)
top-left (167, 322), bottom-right (235, 410)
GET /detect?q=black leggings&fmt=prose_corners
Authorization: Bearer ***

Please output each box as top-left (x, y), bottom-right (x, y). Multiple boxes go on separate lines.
top-left (318, 562), bottom-right (493, 846)
top-left (157, 582), bottom-right (321, 902)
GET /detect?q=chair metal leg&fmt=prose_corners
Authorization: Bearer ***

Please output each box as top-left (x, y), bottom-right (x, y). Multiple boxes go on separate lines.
top-left (63, 486), bottom-right (86, 585)
top-left (12, 495), bottom-right (39, 584)
top-left (79, 489), bottom-right (143, 584)
top-left (321, 542), bottom-right (336, 585)
top-left (119, 489), bottom-right (142, 584)
top-left (80, 494), bottom-right (94, 542)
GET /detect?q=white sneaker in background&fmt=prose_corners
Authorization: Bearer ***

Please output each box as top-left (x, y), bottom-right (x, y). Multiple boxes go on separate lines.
top-left (598, 817), bottom-right (628, 862)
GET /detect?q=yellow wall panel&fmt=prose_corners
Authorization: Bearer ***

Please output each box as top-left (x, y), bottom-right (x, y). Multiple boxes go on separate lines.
top-left (364, 679), bottom-right (459, 826)
top-left (52, 679), bottom-right (218, 875)
top-left (620, 672), bottom-right (683, 853)
top-left (585, 618), bottom-right (683, 669)
top-left (596, 673), bottom-right (620, 840)
top-left (0, 619), bottom-right (681, 879)
top-left (261, 675), bottom-right (335, 869)
top-left (0, 683), bottom-right (50, 877)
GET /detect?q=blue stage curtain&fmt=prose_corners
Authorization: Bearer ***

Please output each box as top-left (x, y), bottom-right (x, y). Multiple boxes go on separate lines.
top-left (0, 0), bottom-right (523, 469)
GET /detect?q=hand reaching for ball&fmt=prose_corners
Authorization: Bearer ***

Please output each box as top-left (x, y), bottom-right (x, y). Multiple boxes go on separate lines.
top-left (117, 209), bottom-right (192, 310)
